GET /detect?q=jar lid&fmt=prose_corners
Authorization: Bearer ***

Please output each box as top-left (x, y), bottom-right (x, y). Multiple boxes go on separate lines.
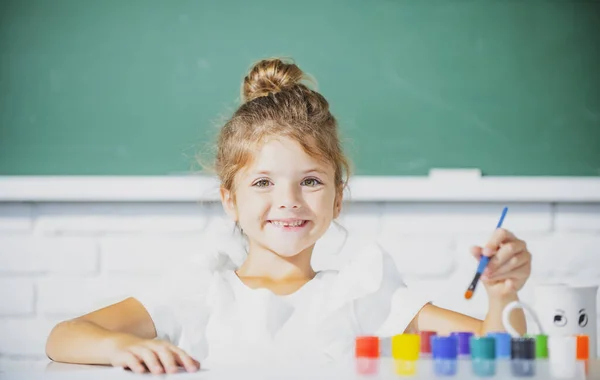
top-left (576, 335), bottom-right (589, 360)
top-left (487, 332), bottom-right (511, 359)
top-left (419, 331), bottom-right (437, 354)
top-left (392, 334), bottom-right (420, 361)
top-left (511, 337), bottom-right (535, 360)
top-left (471, 336), bottom-right (496, 359)
top-left (432, 336), bottom-right (458, 360)
top-left (451, 331), bottom-right (474, 356)
top-left (355, 336), bottom-right (379, 358)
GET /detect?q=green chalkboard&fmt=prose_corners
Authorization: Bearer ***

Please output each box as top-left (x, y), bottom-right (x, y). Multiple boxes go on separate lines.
top-left (1, 0), bottom-right (599, 176)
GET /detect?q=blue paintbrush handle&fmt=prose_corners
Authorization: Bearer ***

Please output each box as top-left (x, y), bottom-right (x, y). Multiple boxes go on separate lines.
top-left (476, 207), bottom-right (508, 274)
top-left (476, 256), bottom-right (489, 274)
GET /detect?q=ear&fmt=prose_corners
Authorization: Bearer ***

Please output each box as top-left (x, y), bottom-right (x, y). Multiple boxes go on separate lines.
top-left (333, 187), bottom-right (343, 219)
top-left (220, 187), bottom-right (238, 222)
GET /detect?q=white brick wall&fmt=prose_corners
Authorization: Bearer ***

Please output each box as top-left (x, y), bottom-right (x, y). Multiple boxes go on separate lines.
top-left (0, 200), bottom-right (599, 369)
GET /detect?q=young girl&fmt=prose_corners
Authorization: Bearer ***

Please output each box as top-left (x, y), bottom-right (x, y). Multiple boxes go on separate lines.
top-left (46, 58), bottom-right (531, 374)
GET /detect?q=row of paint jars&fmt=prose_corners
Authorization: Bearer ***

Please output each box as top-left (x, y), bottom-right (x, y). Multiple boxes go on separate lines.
top-left (355, 331), bottom-right (590, 378)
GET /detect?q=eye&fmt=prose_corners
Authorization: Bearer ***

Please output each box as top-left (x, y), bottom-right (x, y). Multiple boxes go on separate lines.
top-left (579, 311), bottom-right (588, 327)
top-left (253, 179), bottom-right (271, 188)
top-left (553, 311), bottom-right (567, 327)
top-left (301, 177), bottom-right (323, 187)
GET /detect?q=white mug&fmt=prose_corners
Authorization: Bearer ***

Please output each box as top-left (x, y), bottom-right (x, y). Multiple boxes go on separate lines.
top-left (533, 283), bottom-right (598, 359)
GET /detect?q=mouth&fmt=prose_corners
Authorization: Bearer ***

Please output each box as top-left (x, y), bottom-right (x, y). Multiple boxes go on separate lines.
top-left (267, 219), bottom-right (309, 230)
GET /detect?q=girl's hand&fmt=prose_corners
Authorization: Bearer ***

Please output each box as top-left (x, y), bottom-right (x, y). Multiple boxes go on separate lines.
top-left (108, 334), bottom-right (200, 375)
top-left (470, 228), bottom-right (532, 298)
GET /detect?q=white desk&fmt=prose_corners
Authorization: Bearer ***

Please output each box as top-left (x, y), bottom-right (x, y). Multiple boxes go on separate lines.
top-left (2, 361), bottom-right (359, 380)
top-left (2, 360), bottom-right (599, 380)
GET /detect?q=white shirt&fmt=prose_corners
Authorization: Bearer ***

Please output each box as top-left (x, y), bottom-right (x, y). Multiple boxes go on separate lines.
top-left (134, 238), bottom-right (429, 369)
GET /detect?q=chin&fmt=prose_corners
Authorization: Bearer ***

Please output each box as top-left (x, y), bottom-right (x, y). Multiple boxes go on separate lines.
top-left (264, 241), bottom-right (314, 258)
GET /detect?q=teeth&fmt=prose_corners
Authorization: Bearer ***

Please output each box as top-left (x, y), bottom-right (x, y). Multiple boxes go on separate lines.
top-left (271, 220), bottom-right (304, 227)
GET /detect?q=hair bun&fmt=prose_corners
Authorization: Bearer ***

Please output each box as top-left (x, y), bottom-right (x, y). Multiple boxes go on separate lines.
top-left (242, 58), bottom-right (306, 103)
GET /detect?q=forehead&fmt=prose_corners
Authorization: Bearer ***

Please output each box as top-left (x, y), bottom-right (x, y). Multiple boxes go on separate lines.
top-left (244, 137), bottom-right (334, 175)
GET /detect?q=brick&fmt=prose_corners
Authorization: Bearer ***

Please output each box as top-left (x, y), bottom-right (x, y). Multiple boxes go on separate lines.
top-left (0, 203), bottom-right (32, 232)
top-left (525, 234), bottom-right (600, 279)
top-left (37, 276), bottom-right (157, 317)
top-left (101, 236), bottom-right (206, 274)
top-left (555, 204), bottom-right (600, 232)
top-left (378, 236), bottom-right (455, 276)
top-left (337, 202), bottom-right (382, 238)
top-left (0, 318), bottom-right (58, 357)
top-left (0, 279), bottom-right (35, 316)
top-left (380, 203), bottom-right (552, 235)
top-left (34, 202), bottom-right (213, 234)
top-left (0, 237), bottom-right (98, 274)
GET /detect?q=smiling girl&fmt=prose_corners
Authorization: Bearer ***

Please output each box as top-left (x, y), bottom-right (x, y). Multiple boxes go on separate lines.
top-left (46, 58), bottom-right (531, 374)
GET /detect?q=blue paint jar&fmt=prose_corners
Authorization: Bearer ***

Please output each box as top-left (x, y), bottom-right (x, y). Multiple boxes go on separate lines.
top-left (471, 336), bottom-right (496, 377)
top-left (487, 332), bottom-right (511, 360)
top-left (431, 335), bottom-right (458, 376)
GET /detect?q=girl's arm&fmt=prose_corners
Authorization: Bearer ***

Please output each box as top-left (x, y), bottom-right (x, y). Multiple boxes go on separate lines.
top-left (407, 228), bottom-right (531, 336)
top-left (46, 297), bottom-right (157, 364)
top-left (410, 293), bottom-right (526, 336)
top-left (46, 297), bottom-right (199, 374)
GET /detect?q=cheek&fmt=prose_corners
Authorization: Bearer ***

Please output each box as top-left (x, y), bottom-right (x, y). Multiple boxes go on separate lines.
top-left (308, 191), bottom-right (337, 219)
top-left (236, 193), bottom-right (270, 222)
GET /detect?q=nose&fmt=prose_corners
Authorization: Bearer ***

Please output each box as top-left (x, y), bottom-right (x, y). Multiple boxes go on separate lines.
top-left (276, 182), bottom-right (302, 209)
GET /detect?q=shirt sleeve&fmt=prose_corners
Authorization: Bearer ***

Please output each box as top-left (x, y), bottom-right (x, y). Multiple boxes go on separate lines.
top-left (352, 244), bottom-right (431, 337)
top-left (133, 256), bottom-right (214, 345)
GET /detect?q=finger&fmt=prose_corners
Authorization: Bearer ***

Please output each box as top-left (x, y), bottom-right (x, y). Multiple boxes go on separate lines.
top-left (121, 352), bottom-right (147, 374)
top-left (489, 251), bottom-right (530, 277)
top-left (470, 246), bottom-right (483, 260)
top-left (131, 347), bottom-right (163, 375)
top-left (486, 240), bottom-right (527, 273)
top-left (170, 346), bottom-right (200, 372)
top-left (153, 345), bottom-right (179, 374)
top-left (485, 228), bottom-right (517, 251)
top-left (487, 262), bottom-right (531, 282)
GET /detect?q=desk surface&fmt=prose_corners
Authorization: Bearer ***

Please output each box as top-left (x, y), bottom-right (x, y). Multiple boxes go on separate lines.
top-left (2, 360), bottom-right (600, 380)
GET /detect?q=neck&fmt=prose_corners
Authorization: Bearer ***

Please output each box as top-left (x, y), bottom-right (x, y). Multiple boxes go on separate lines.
top-left (236, 241), bottom-right (316, 281)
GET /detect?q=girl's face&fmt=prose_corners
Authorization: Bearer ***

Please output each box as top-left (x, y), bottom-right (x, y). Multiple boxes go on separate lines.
top-left (220, 136), bottom-right (342, 257)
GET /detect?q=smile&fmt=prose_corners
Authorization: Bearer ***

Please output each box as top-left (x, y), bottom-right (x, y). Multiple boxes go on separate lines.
top-left (268, 220), bottom-right (309, 228)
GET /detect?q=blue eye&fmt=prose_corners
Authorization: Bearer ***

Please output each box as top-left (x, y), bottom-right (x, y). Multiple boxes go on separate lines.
top-left (302, 178), bottom-right (323, 187)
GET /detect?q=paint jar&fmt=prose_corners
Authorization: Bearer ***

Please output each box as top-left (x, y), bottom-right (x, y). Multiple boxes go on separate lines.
top-left (487, 331), bottom-right (511, 375)
top-left (549, 335), bottom-right (578, 379)
top-left (355, 336), bottom-right (379, 376)
top-left (487, 332), bottom-right (511, 360)
top-left (470, 336), bottom-right (496, 377)
top-left (576, 334), bottom-right (589, 376)
top-left (391, 333), bottom-right (420, 376)
top-left (419, 330), bottom-right (436, 358)
top-left (451, 331), bottom-right (473, 359)
top-left (417, 331), bottom-right (436, 378)
top-left (511, 337), bottom-right (536, 377)
top-left (451, 331), bottom-right (473, 374)
top-left (431, 335), bottom-right (458, 376)
top-left (528, 334), bottom-right (548, 359)
top-left (528, 334), bottom-right (551, 379)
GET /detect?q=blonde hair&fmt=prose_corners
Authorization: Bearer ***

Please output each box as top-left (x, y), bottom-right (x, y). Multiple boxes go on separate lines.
top-left (215, 58), bottom-right (351, 198)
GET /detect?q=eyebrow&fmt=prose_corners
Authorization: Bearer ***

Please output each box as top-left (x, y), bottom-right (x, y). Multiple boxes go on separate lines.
top-left (579, 309), bottom-right (586, 313)
top-left (303, 168), bottom-right (329, 175)
top-left (252, 168), bottom-right (329, 176)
